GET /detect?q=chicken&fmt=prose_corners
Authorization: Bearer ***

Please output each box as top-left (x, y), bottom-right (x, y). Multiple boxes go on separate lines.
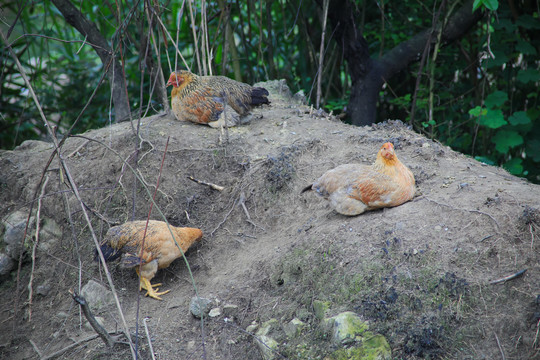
top-left (302, 142), bottom-right (415, 216)
top-left (98, 220), bottom-right (203, 300)
top-left (166, 70), bottom-right (269, 128)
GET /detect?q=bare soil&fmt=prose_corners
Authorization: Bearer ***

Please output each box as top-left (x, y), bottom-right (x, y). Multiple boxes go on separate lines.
top-left (0, 80), bottom-right (539, 359)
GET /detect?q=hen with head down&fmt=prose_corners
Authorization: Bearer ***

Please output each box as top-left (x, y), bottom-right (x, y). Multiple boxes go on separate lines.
top-left (98, 220), bottom-right (203, 300)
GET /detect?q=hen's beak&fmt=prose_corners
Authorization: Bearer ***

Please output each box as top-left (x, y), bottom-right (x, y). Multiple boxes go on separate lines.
top-left (166, 80), bottom-right (172, 87)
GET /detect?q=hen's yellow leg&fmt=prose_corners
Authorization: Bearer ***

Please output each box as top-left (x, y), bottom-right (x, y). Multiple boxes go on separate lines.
top-left (139, 277), bottom-right (170, 300)
top-left (135, 268), bottom-right (169, 300)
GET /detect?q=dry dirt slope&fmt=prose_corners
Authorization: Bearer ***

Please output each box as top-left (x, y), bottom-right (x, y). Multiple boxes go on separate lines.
top-left (0, 80), bottom-right (539, 359)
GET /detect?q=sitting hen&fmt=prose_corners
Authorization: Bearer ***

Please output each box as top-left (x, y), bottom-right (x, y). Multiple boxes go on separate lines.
top-left (166, 70), bottom-right (269, 128)
top-left (302, 142), bottom-right (415, 216)
top-left (98, 220), bottom-right (203, 300)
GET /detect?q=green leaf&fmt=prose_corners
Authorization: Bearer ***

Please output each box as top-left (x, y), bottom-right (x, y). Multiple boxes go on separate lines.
top-left (516, 15), bottom-right (540, 29)
top-left (473, 0), bottom-right (498, 11)
top-left (516, 69), bottom-right (540, 83)
top-left (503, 158), bottom-right (523, 175)
top-left (478, 109), bottom-right (507, 128)
top-left (493, 18), bottom-right (516, 31)
top-left (472, 0), bottom-right (483, 12)
top-left (483, 0), bottom-right (499, 11)
top-left (516, 40), bottom-right (537, 55)
top-left (492, 130), bottom-right (523, 153)
top-left (508, 111), bottom-right (530, 125)
top-left (485, 91), bottom-right (508, 109)
top-left (475, 156), bottom-right (496, 165)
top-left (468, 106), bottom-right (486, 117)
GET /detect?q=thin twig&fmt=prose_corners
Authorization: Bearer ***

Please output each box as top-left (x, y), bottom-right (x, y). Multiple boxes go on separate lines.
top-left (534, 318), bottom-right (540, 350)
top-left (494, 331), bottom-right (506, 360)
top-left (188, 176), bottom-right (225, 191)
top-left (28, 175), bottom-right (49, 322)
top-left (530, 223), bottom-right (535, 250)
top-left (29, 339), bottom-right (43, 358)
top-left (40, 334), bottom-right (99, 360)
top-left (489, 269), bottom-right (527, 285)
top-left (316, 0), bottom-right (329, 109)
top-left (238, 192), bottom-right (265, 231)
top-left (135, 137), bottom-right (169, 353)
top-left (66, 139), bottom-right (90, 158)
top-left (210, 199), bottom-right (237, 236)
top-left (143, 318), bottom-right (156, 360)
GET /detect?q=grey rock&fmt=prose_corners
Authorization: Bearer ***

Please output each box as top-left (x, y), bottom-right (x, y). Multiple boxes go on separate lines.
top-left (246, 321), bottom-right (258, 333)
top-left (2, 211), bottom-right (35, 259)
top-left (0, 252), bottom-right (15, 276)
top-left (223, 304), bottom-right (239, 318)
top-left (283, 318), bottom-right (306, 338)
top-left (190, 296), bottom-right (212, 318)
top-left (37, 218), bottom-right (62, 253)
top-left (36, 283), bottom-right (51, 296)
top-left (255, 335), bottom-right (278, 360)
top-left (256, 318), bottom-right (280, 337)
top-left (209, 307), bottom-right (222, 318)
top-left (81, 280), bottom-right (114, 311)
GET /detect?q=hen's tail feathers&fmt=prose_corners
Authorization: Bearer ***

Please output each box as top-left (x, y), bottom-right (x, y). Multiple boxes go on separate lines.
top-left (301, 184), bottom-right (313, 194)
top-left (94, 243), bottom-right (122, 262)
top-left (251, 87), bottom-right (270, 106)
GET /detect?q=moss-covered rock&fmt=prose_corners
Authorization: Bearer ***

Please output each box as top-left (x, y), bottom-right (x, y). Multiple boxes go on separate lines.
top-left (283, 318), bottom-right (306, 338)
top-left (324, 311), bottom-right (369, 345)
top-left (255, 318), bottom-right (283, 360)
top-left (327, 335), bottom-right (392, 360)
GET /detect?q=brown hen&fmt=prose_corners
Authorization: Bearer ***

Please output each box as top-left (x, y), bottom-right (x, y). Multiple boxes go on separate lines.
top-left (302, 142), bottom-right (415, 216)
top-left (166, 70), bottom-right (270, 128)
top-left (98, 220), bottom-right (203, 300)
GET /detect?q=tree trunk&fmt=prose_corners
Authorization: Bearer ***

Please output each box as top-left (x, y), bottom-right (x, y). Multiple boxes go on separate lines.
top-left (51, 0), bottom-right (131, 122)
top-left (326, 0), bottom-right (484, 126)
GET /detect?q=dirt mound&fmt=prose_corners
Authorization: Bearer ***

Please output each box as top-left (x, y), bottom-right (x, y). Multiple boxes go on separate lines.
top-left (0, 80), bottom-right (539, 359)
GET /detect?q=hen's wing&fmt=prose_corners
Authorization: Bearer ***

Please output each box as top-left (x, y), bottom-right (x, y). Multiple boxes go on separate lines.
top-left (172, 86), bottom-right (228, 125)
top-left (349, 171), bottom-right (401, 208)
top-left (204, 76), bottom-right (269, 116)
top-left (100, 221), bottom-right (167, 268)
top-left (312, 164), bottom-right (370, 198)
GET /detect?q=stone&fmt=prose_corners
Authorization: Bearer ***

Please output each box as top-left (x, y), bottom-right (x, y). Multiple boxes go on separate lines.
top-left (324, 311), bottom-right (369, 346)
top-left (209, 307), bottom-right (222, 318)
top-left (255, 335), bottom-right (279, 360)
top-left (190, 296), bottom-right (212, 318)
top-left (322, 311), bottom-right (392, 359)
top-left (246, 321), bottom-right (258, 333)
top-left (36, 283), bottom-right (51, 296)
top-left (81, 280), bottom-right (114, 311)
top-left (327, 334), bottom-right (392, 360)
top-left (36, 218), bottom-right (62, 253)
top-left (223, 304), bottom-right (239, 318)
top-left (0, 252), bottom-right (15, 276)
top-left (2, 210), bottom-right (35, 259)
top-left (256, 318), bottom-right (280, 337)
top-left (283, 318), bottom-right (306, 338)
